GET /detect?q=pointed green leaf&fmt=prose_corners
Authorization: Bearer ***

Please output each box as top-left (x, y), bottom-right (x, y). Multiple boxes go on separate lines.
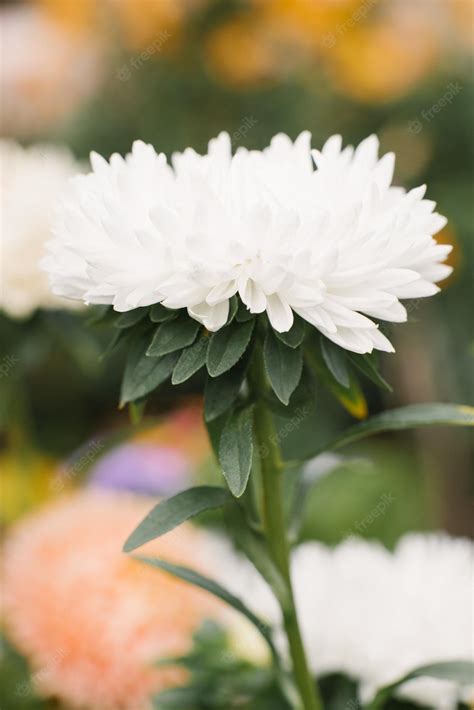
top-left (348, 352), bottom-right (392, 392)
top-left (368, 661), bottom-right (474, 709)
top-left (298, 403), bottom-right (474, 460)
top-left (204, 357), bottom-right (248, 422)
top-left (264, 331), bottom-right (303, 405)
top-left (207, 319), bottom-right (255, 377)
top-left (123, 486), bottom-right (229, 552)
top-left (219, 406), bottom-right (254, 497)
top-left (147, 317), bottom-right (201, 357)
top-left (150, 303), bottom-right (177, 323)
top-left (115, 308), bottom-right (149, 329)
top-left (320, 338), bottom-right (350, 388)
top-left (133, 555), bottom-right (277, 657)
top-left (236, 300), bottom-right (254, 322)
top-left (275, 316), bottom-right (306, 349)
top-left (120, 339), bottom-right (179, 404)
top-left (226, 295), bottom-right (239, 324)
top-left (86, 304), bottom-right (112, 325)
top-left (172, 335), bottom-right (209, 385)
top-left (305, 344), bottom-right (367, 419)
top-left (100, 328), bottom-right (128, 361)
top-left (204, 412), bottom-right (228, 460)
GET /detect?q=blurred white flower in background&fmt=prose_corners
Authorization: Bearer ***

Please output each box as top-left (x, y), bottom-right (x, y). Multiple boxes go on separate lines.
top-left (292, 534), bottom-right (473, 709)
top-left (43, 132), bottom-right (451, 353)
top-left (221, 533), bottom-right (473, 709)
top-left (0, 141), bottom-right (83, 319)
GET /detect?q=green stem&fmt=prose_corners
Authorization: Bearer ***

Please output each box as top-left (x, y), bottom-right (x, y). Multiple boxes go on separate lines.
top-left (250, 343), bottom-right (323, 710)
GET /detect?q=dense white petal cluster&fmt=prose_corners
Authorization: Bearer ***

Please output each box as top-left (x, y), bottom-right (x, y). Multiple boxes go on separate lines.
top-left (43, 132), bottom-right (451, 353)
top-left (1, 141), bottom-right (83, 318)
top-left (220, 533), bottom-right (473, 709)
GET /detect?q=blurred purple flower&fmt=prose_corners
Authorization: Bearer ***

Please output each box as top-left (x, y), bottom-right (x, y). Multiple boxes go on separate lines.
top-left (88, 443), bottom-right (192, 496)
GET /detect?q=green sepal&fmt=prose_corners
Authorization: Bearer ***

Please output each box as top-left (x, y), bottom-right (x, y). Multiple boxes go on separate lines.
top-left (207, 319), bottom-right (255, 378)
top-left (305, 338), bottom-right (367, 419)
top-left (86, 304), bottom-right (112, 325)
top-left (114, 307), bottom-right (149, 329)
top-left (120, 337), bottom-right (179, 405)
top-left (149, 303), bottom-right (178, 323)
top-left (172, 335), bottom-right (209, 385)
top-left (226, 295), bottom-right (239, 324)
top-left (204, 355), bottom-right (248, 422)
top-left (320, 337), bottom-right (350, 388)
top-left (264, 330), bottom-right (303, 405)
top-left (235, 300), bottom-right (254, 322)
top-left (147, 316), bottom-right (201, 357)
top-left (100, 327), bottom-right (129, 361)
top-left (275, 315), bottom-right (306, 349)
top-left (348, 351), bottom-right (393, 392)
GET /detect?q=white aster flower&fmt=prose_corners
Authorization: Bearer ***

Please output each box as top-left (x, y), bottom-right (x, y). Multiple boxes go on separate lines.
top-left (220, 533), bottom-right (473, 709)
top-left (43, 132), bottom-right (451, 353)
top-left (1, 141), bottom-right (83, 319)
top-left (292, 534), bottom-right (473, 709)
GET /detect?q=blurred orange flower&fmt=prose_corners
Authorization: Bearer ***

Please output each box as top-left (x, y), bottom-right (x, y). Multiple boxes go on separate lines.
top-left (37, 0), bottom-right (200, 51)
top-left (328, 21), bottom-right (439, 103)
top-left (205, 15), bottom-right (282, 87)
top-left (2, 491), bottom-right (224, 710)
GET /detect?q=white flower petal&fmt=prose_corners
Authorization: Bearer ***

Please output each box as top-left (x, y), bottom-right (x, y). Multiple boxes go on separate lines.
top-left (266, 293), bottom-right (294, 332)
top-left (188, 300), bottom-right (229, 332)
top-left (42, 132), bottom-right (451, 353)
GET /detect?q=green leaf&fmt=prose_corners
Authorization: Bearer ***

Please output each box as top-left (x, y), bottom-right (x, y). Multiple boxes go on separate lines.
top-left (204, 413), bottom-right (228, 461)
top-left (172, 335), bottom-right (209, 385)
top-left (204, 357), bottom-right (248, 422)
top-left (305, 344), bottom-right (367, 419)
top-left (226, 295), bottom-right (238, 324)
top-left (219, 406), bottom-right (254, 497)
top-left (114, 308), bottom-right (148, 329)
top-left (368, 660), bottom-right (474, 709)
top-left (275, 316), bottom-right (306, 349)
top-left (86, 304), bottom-right (112, 325)
top-left (264, 331), bottom-right (303, 405)
top-left (149, 303), bottom-right (177, 323)
top-left (320, 338), bottom-right (350, 388)
top-left (207, 320), bottom-right (255, 377)
top-left (120, 339), bottom-right (179, 405)
top-left (100, 328), bottom-right (128, 361)
top-left (301, 403), bottom-right (474, 460)
top-left (236, 300), bottom-right (254, 322)
top-left (123, 486), bottom-right (229, 552)
top-left (348, 352), bottom-right (392, 392)
top-left (133, 556), bottom-right (277, 657)
top-left (147, 317), bottom-right (201, 357)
